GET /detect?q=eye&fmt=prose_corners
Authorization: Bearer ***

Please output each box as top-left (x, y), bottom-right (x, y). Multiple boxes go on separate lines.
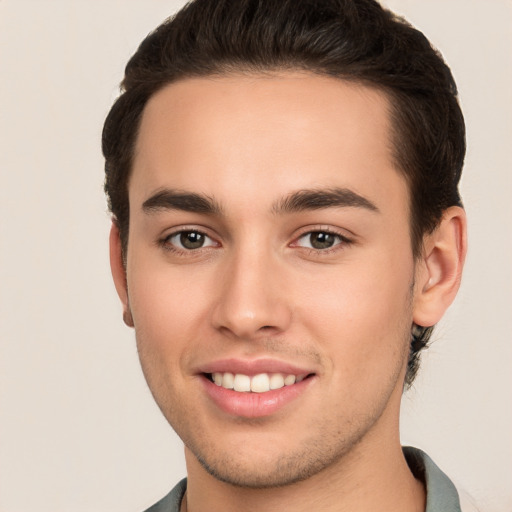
top-left (295, 231), bottom-right (346, 250)
top-left (165, 230), bottom-right (217, 250)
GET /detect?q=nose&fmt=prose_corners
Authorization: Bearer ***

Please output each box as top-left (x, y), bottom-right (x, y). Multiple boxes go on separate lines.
top-left (211, 247), bottom-right (292, 340)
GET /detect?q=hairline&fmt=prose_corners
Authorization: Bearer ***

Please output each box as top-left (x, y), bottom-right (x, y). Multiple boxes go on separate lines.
top-left (120, 67), bottom-right (425, 259)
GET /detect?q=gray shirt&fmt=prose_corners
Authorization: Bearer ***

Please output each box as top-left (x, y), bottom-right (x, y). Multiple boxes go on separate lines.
top-left (144, 446), bottom-right (462, 512)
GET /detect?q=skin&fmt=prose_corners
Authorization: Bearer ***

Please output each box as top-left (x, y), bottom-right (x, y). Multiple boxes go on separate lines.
top-left (110, 72), bottom-right (466, 512)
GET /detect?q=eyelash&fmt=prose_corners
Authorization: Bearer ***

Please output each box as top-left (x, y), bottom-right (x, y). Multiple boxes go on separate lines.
top-left (158, 227), bottom-right (353, 256)
top-left (292, 228), bottom-right (353, 255)
top-left (159, 228), bottom-right (218, 255)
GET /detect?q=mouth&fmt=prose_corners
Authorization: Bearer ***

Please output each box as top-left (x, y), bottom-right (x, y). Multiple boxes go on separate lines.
top-left (198, 360), bottom-right (317, 418)
top-left (205, 371), bottom-right (314, 393)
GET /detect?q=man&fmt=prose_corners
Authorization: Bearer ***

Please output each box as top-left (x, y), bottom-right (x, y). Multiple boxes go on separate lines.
top-left (103, 1), bottom-right (468, 511)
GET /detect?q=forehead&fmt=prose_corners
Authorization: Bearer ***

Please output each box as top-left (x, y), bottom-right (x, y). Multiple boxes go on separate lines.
top-left (130, 72), bottom-right (406, 214)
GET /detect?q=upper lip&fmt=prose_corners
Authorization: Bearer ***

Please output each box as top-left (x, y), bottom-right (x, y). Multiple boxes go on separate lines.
top-left (197, 358), bottom-right (316, 377)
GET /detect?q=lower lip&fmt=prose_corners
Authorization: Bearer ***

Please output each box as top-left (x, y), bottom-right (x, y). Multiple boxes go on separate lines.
top-left (201, 375), bottom-right (314, 418)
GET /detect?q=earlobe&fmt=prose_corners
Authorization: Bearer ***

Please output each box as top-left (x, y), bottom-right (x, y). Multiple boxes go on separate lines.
top-left (413, 206), bottom-right (467, 327)
top-left (109, 222), bottom-right (134, 328)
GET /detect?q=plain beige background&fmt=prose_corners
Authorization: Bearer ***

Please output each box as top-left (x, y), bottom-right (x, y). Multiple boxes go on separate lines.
top-left (0, 1), bottom-right (511, 511)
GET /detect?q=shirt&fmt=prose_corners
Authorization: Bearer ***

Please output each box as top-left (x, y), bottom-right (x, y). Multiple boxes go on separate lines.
top-left (144, 446), bottom-right (464, 512)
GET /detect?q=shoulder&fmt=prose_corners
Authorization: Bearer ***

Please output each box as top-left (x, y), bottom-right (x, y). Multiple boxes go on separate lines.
top-left (142, 478), bottom-right (187, 512)
top-left (403, 446), bottom-right (464, 512)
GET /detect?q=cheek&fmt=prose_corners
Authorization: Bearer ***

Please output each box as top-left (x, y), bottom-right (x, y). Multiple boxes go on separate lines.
top-left (126, 262), bottom-right (214, 414)
top-left (294, 252), bottom-right (414, 378)
top-left (126, 258), bottom-right (214, 358)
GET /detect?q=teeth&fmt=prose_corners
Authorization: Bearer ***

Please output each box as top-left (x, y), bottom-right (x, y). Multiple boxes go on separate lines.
top-left (284, 374), bottom-right (296, 386)
top-left (251, 373), bottom-right (270, 393)
top-left (269, 373), bottom-right (284, 390)
top-left (222, 372), bottom-right (234, 389)
top-left (211, 372), bottom-right (307, 392)
top-left (233, 374), bottom-right (251, 392)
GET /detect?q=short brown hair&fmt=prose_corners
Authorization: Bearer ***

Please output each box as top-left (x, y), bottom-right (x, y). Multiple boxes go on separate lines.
top-left (103, 0), bottom-right (465, 385)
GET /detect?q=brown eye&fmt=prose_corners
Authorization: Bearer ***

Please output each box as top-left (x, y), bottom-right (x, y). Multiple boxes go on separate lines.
top-left (295, 231), bottom-right (345, 250)
top-left (166, 230), bottom-right (216, 250)
top-left (309, 232), bottom-right (336, 249)
top-left (180, 231), bottom-right (205, 249)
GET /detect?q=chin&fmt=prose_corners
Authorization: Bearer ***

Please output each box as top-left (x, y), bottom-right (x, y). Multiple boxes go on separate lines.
top-left (198, 455), bottom-right (326, 489)
top-left (186, 432), bottom-right (356, 489)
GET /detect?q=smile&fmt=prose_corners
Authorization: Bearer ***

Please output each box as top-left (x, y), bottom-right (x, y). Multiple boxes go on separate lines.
top-left (200, 361), bottom-right (316, 418)
top-left (209, 372), bottom-right (308, 393)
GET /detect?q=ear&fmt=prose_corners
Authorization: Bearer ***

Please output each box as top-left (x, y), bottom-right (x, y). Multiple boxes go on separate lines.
top-left (109, 222), bottom-right (134, 328)
top-left (413, 206), bottom-right (467, 327)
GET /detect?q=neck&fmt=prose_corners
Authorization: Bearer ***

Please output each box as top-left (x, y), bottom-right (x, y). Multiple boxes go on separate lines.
top-left (183, 432), bottom-right (425, 512)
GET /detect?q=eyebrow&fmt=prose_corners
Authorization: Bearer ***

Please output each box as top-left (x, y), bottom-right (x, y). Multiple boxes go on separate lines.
top-left (142, 189), bottom-right (222, 215)
top-left (141, 187), bottom-right (379, 217)
top-left (272, 187), bottom-right (379, 214)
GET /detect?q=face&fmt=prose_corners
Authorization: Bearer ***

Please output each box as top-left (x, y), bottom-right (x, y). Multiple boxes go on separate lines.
top-left (121, 73), bottom-right (418, 487)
